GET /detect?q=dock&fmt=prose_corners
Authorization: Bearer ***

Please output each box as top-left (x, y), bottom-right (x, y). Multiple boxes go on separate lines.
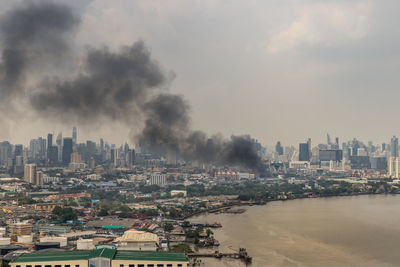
top-left (188, 248), bottom-right (252, 263)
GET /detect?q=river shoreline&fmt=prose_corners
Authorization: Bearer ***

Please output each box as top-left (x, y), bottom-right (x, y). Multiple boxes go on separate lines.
top-left (189, 194), bottom-right (400, 267)
top-left (182, 191), bottom-right (400, 220)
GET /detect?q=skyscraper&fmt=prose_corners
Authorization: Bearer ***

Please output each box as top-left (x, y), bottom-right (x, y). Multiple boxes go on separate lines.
top-left (299, 143), bottom-right (310, 161)
top-left (62, 138), bottom-right (73, 165)
top-left (48, 146), bottom-right (58, 166)
top-left (275, 141), bottom-right (283, 156)
top-left (47, 133), bottom-right (53, 150)
top-left (14, 145), bottom-right (23, 157)
top-left (391, 136), bottom-right (398, 158)
top-left (111, 148), bottom-right (118, 167)
top-left (72, 127), bottom-right (77, 145)
top-left (47, 133), bottom-right (53, 165)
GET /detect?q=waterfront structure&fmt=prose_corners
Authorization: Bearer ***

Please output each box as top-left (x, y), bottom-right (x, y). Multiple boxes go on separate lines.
top-left (10, 248), bottom-right (188, 267)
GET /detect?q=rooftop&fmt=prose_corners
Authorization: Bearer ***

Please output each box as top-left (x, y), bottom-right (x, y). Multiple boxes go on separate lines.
top-left (13, 249), bottom-right (187, 263)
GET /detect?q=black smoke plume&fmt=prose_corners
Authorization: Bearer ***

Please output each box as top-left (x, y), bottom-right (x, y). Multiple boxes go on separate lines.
top-left (0, 1), bottom-right (79, 102)
top-left (0, 1), bottom-right (267, 173)
top-left (31, 41), bottom-right (166, 123)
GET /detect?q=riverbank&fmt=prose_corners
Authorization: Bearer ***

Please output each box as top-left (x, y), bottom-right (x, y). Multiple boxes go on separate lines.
top-left (182, 191), bottom-right (400, 220)
top-left (190, 194), bottom-right (400, 267)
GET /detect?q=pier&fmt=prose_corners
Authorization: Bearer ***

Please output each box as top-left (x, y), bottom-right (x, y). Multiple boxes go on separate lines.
top-left (188, 248), bottom-right (252, 263)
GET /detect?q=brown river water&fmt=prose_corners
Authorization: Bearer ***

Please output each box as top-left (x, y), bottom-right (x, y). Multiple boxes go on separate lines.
top-left (191, 194), bottom-right (400, 267)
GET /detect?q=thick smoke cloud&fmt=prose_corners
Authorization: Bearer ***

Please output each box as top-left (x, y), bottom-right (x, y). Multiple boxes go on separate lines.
top-left (0, 1), bottom-right (79, 101)
top-left (31, 41), bottom-right (166, 122)
top-left (0, 1), bottom-right (267, 173)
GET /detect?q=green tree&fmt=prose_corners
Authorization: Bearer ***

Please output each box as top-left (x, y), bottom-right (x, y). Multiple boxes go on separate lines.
top-left (164, 223), bottom-right (174, 232)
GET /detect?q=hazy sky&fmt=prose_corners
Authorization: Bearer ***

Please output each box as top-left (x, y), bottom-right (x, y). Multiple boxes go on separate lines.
top-left (1, 0), bottom-right (399, 147)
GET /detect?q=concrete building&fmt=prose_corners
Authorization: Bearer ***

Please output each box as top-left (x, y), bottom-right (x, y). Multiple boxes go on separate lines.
top-left (23, 164), bottom-right (36, 184)
top-left (388, 157), bottom-right (400, 178)
top-left (36, 171), bottom-right (43, 186)
top-left (171, 190), bottom-right (187, 197)
top-left (9, 222), bottom-right (33, 240)
top-left (40, 236), bottom-right (68, 247)
top-left (62, 137), bottom-right (73, 165)
top-left (299, 143), bottom-right (310, 161)
top-left (111, 148), bottom-right (118, 167)
top-left (116, 229), bottom-right (159, 251)
top-left (10, 247), bottom-right (188, 267)
top-left (149, 173), bottom-right (166, 186)
top-left (70, 152), bottom-right (82, 163)
top-left (391, 136), bottom-right (398, 157)
top-left (289, 161), bottom-right (310, 170)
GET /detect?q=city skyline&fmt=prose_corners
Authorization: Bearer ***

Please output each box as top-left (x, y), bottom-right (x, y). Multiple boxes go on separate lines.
top-left (1, 0), bottom-right (400, 146)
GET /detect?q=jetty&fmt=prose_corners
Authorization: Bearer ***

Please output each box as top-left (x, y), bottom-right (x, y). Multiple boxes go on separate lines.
top-left (188, 248), bottom-right (252, 263)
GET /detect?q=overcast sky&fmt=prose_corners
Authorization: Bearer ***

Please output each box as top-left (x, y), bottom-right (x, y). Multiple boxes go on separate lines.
top-left (1, 0), bottom-right (400, 147)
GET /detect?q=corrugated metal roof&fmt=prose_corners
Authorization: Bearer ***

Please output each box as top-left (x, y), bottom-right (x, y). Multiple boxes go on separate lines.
top-left (89, 248), bottom-right (116, 259)
top-left (13, 249), bottom-right (187, 263)
top-left (13, 251), bottom-right (90, 262)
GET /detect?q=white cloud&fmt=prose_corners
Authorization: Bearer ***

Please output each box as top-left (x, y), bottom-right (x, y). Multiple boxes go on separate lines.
top-left (267, 2), bottom-right (372, 53)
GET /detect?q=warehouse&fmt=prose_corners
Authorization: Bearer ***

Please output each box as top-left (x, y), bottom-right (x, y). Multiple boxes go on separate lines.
top-left (10, 247), bottom-right (189, 267)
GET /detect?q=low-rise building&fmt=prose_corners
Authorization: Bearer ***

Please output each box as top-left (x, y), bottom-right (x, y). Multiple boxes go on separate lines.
top-left (10, 248), bottom-right (188, 267)
top-left (115, 229), bottom-right (159, 251)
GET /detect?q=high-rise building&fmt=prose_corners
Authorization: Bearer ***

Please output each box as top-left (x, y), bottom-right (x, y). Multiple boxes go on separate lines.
top-left (47, 133), bottom-right (53, 150)
top-left (70, 152), bottom-right (82, 163)
top-left (89, 157), bottom-right (95, 169)
top-left (24, 164), bottom-right (36, 184)
top-left (391, 136), bottom-right (398, 158)
top-left (275, 141), bottom-right (283, 156)
top-left (56, 132), bottom-right (63, 162)
top-left (389, 157), bottom-right (400, 178)
top-left (48, 146), bottom-right (58, 166)
top-left (62, 138), bottom-right (73, 165)
top-left (100, 138), bottom-right (105, 162)
top-left (126, 149), bottom-right (135, 168)
top-left (72, 127), bottom-right (77, 145)
top-left (111, 148), bottom-right (118, 167)
top-left (14, 145), bottom-right (23, 157)
top-left (299, 143), bottom-right (310, 161)
top-left (47, 133), bottom-right (53, 165)
top-left (167, 144), bottom-right (178, 165)
top-left (36, 171), bottom-right (43, 186)
top-left (0, 141), bottom-right (11, 166)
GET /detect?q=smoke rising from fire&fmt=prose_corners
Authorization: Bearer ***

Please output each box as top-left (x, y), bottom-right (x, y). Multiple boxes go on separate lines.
top-left (0, 1), bottom-right (266, 173)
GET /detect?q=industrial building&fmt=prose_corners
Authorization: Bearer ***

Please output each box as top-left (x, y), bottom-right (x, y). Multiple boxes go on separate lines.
top-left (115, 229), bottom-right (159, 251)
top-left (10, 247), bottom-right (188, 267)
